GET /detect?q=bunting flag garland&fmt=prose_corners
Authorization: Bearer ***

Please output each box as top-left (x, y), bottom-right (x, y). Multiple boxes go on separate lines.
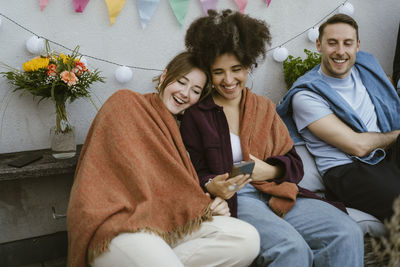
top-left (0, 0), bottom-right (352, 77)
top-left (234, 0), bottom-right (248, 13)
top-left (137, 0), bottom-right (160, 29)
top-left (105, 0), bottom-right (126, 25)
top-left (39, 0), bottom-right (50, 11)
top-left (168, 0), bottom-right (190, 26)
top-left (200, 0), bottom-right (218, 15)
top-left (36, 0), bottom-right (273, 24)
top-left (73, 0), bottom-right (90, 13)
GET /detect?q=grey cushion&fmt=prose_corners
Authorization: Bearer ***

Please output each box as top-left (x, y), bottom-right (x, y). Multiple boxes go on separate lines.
top-left (295, 144), bottom-right (386, 237)
top-left (296, 144), bottom-right (325, 194)
top-left (346, 208), bottom-right (387, 237)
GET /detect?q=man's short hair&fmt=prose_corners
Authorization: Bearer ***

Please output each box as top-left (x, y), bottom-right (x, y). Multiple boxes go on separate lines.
top-left (319, 14), bottom-right (359, 41)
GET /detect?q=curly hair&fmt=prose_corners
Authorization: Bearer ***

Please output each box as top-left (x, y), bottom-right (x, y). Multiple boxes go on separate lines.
top-left (185, 9), bottom-right (271, 70)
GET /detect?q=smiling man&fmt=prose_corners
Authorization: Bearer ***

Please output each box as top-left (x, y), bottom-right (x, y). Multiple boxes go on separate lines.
top-left (277, 14), bottom-right (400, 222)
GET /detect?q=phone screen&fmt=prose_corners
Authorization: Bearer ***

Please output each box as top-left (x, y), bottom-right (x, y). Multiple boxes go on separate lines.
top-left (230, 160), bottom-right (255, 177)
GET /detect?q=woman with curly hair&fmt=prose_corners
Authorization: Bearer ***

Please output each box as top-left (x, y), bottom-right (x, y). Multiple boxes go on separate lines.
top-left (180, 10), bottom-right (364, 266)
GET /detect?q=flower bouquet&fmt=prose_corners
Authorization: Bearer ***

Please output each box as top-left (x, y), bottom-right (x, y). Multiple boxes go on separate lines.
top-left (1, 42), bottom-right (105, 158)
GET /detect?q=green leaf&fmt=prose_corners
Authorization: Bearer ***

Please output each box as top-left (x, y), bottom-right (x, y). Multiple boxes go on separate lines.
top-left (283, 49), bottom-right (321, 90)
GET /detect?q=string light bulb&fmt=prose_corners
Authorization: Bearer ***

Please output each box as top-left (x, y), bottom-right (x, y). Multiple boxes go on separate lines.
top-left (26, 36), bottom-right (45, 54)
top-left (273, 47), bottom-right (289, 62)
top-left (307, 27), bottom-right (319, 43)
top-left (337, 2), bottom-right (354, 16)
top-left (115, 66), bottom-right (133, 83)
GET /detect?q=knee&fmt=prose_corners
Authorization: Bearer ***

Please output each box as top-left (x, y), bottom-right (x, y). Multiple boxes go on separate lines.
top-left (230, 221), bottom-right (260, 265)
top-left (315, 218), bottom-right (364, 267)
top-left (258, 233), bottom-right (312, 265)
top-left (272, 234), bottom-right (311, 257)
top-left (323, 216), bottom-right (364, 258)
top-left (239, 222), bottom-right (261, 260)
top-left (335, 218), bottom-right (364, 244)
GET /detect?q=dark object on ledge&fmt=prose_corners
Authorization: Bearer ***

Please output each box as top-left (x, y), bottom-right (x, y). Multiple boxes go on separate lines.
top-left (7, 152), bottom-right (43, 168)
top-left (0, 145), bottom-right (82, 181)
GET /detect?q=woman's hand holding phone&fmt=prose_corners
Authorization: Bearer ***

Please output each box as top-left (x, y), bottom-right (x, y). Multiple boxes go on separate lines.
top-left (205, 173), bottom-right (251, 200)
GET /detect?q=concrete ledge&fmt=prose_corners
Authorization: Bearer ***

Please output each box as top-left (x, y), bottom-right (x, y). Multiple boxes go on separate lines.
top-left (0, 145), bottom-right (82, 182)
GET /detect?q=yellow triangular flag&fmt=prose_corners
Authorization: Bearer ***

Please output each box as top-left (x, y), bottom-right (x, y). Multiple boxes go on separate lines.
top-left (105, 0), bottom-right (126, 25)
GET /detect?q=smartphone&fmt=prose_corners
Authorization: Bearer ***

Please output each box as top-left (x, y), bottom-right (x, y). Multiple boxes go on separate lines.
top-left (230, 160), bottom-right (255, 177)
top-left (8, 153), bottom-right (43, 168)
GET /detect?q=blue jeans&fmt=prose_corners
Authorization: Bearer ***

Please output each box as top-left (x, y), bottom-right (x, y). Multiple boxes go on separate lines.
top-left (237, 184), bottom-right (364, 267)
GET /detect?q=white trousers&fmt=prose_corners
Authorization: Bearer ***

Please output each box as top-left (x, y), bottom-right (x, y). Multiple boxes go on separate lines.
top-left (92, 216), bottom-right (260, 267)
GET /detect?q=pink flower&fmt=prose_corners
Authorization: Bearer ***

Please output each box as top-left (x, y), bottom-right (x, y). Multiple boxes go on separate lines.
top-left (47, 64), bottom-right (57, 77)
top-left (72, 61), bottom-right (88, 76)
top-left (60, 71), bottom-right (78, 86)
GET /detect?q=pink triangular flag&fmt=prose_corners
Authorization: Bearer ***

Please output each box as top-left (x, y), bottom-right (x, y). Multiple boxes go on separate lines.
top-left (234, 0), bottom-right (247, 13)
top-left (200, 0), bottom-right (218, 15)
top-left (40, 0), bottom-right (50, 11)
top-left (266, 0), bottom-right (271, 7)
top-left (73, 0), bottom-right (90, 12)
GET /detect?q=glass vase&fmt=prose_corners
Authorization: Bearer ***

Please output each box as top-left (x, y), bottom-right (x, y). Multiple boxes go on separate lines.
top-left (50, 101), bottom-right (76, 159)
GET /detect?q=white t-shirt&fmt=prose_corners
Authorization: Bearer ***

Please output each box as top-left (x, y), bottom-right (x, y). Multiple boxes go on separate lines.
top-left (292, 67), bottom-right (380, 175)
top-left (230, 132), bottom-right (243, 164)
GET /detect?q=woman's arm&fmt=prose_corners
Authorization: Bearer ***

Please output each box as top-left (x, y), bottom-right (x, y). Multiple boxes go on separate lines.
top-left (249, 147), bottom-right (303, 184)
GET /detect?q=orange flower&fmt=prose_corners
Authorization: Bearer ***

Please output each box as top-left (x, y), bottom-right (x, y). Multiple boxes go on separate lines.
top-left (60, 71), bottom-right (78, 86)
top-left (47, 64), bottom-right (57, 77)
top-left (72, 61), bottom-right (88, 76)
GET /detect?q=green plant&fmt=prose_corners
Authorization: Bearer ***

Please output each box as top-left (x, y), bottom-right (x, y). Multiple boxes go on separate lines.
top-left (283, 49), bottom-right (321, 90)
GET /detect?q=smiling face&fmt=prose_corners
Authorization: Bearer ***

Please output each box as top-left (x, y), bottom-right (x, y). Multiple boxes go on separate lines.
top-left (211, 53), bottom-right (249, 102)
top-left (317, 22), bottom-right (360, 79)
top-left (161, 68), bottom-right (207, 115)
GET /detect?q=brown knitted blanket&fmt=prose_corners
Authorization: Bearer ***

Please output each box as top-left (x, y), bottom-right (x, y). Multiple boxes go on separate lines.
top-left (240, 88), bottom-right (298, 217)
top-left (67, 90), bottom-right (212, 267)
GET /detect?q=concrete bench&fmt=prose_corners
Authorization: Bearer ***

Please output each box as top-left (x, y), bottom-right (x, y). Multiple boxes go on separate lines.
top-left (0, 146), bottom-right (81, 267)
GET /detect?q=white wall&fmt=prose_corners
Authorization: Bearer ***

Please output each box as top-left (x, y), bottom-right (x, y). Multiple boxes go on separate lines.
top-left (0, 0), bottom-right (399, 153)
